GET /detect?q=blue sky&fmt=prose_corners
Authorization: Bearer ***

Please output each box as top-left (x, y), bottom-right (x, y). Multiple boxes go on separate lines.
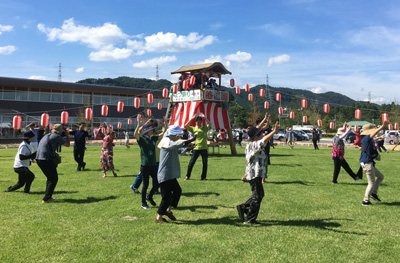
top-left (0, 0), bottom-right (399, 104)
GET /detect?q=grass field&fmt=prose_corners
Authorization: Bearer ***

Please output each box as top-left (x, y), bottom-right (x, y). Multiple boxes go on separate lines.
top-left (1, 143), bottom-right (399, 263)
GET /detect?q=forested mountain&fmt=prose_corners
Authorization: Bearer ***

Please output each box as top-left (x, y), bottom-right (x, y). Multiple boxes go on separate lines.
top-left (77, 76), bottom-right (171, 90)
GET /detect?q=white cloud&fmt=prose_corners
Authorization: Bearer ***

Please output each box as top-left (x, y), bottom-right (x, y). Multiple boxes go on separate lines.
top-left (37, 18), bottom-right (127, 50)
top-left (225, 51), bottom-right (252, 63)
top-left (28, 75), bottom-right (46, 80)
top-left (133, 55), bottom-right (177, 68)
top-left (195, 55), bottom-right (223, 65)
top-left (364, 97), bottom-right (387, 104)
top-left (0, 25), bottom-right (13, 35)
top-left (259, 23), bottom-right (294, 37)
top-left (75, 67), bottom-right (84, 73)
top-left (129, 32), bottom-right (216, 53)
top-left (310, 86), bottom-right (325, 93)
top-left (89, 48), bottom-right (132, 61)
top-left (210, 23), bottom-right (224, 30)
top-left (0, 45), bottom-right (16, 55)
top-left (268, 54), bottom-right (291, 67)
top-left (348, 26), bottom-right (400, 53)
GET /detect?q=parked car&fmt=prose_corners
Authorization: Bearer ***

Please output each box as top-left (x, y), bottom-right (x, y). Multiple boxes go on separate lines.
top-left (292, 130), bottom-right (307, 141)
top-left (273, 129), bottom-right (286, 141)
top-left (297, 130), bottom-right (310, 140)
top-left (385, 131), bottom-right (399, 145)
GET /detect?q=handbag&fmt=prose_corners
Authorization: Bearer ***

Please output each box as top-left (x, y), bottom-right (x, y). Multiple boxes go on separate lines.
top-left (46, 134), bottom-right (62, 166)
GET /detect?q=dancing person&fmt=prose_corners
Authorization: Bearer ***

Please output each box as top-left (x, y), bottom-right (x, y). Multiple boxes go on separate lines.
top-left (184, 113), bottom-right (211, 181)
top-left (96, 124), bottom-right (118, 178)
top-left (123, 131), bottom-right (130, 149)
top-left (286, 128), bottom-right (294, 149)
top-left (238, 129), bottom-right (243, 148)
top-left (155, 125), bottom-right (197, 223)
top-left (311, 127), bottom-right (319, 150)
top-left (331, 123), bottom-right (362, 184)
top-left (237, 121), bottom-right (279, 225)
top-left (256, 113), bottom-right (271, 164)
top-left (375, 130), bottom-right (387, 153)
top-left (69, 122), bottom-right (90, 171)
top-left (25, 122), bottom-right (40, 152)
top-left (134, 115), bottom-right (165, 209)
top-left (3, 131), bottom-right (36, 194)
top-left (36, 124), bottom-right (70, 203)
top-left (360, 122), bottom-right (387, 206)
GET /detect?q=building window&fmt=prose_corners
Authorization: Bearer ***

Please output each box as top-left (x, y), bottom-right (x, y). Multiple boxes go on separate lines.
top-left (82, 93), bottom-right (91, 105)
top-left (3, 87), bottom-right (15, 100)
top-left (93, 94), bottom-right (102, 105)
top-left (29, 92), bottom-right (40, 101)
top-left (101, 94), bottom-right (110, 104)
top-left (73, 92), bottom-right (82, 104)
top-left (63, 91), bottom-right (72, 103)
top-left (40, 91), bottom-right (51, 102)
top-left (52, 92), bottom-right (62, 102)
top-left (15, 91), bottom-right (28, 101)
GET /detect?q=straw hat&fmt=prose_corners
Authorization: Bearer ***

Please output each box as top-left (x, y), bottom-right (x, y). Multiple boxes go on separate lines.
top-left (52, 124), bottom-right (65, 134)
top-left (336, 127), bottom-right (346, 136)
top-left (360, 124), bottom-right (377, 136)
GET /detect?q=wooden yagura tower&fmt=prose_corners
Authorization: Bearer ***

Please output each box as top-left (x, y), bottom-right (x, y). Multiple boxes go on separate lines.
top-left (166, 62), bottom-right (237, 155)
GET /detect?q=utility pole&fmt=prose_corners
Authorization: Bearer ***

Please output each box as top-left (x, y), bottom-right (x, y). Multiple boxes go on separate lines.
top-left (156, 65), bottom-right (159, 81)
top-left (58, 62), bottom-right (62, 82)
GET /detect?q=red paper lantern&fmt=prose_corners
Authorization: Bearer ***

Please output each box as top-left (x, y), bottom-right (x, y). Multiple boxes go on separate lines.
top-left (147, 109), bottom-right (152, 117)
top-left (395, 123), bottom-right (399, 130)
top-left (127, 118), bottom-right (132, 126)
top-left (317, 119), bottom-right (322, 127)
top-left (303, 116), bottom-right (308, 123)
top-left (354, 125), bottom-right (359, 132)
top-left (289, 111), bottom-right (295, 119)
top-left (157, 102), bottom-right (162, 110)
top-left (330, 122), bottom-right (335, 129)
top-left (264, 101), bottom-right (269, 109)
top-left (134, 97), bottom-right (140, 109)
top-left (162, 88), bottom-right (169, 98)
top-left (13, 115), bottom-right (22, 130)
top-left (109, 125), bottom-right (113, 130)
top-left (248, 93), bottom-right (253, 101)
top-left (276, 93), bottom-right (281, 102)
top-left (236, 86), bottom-right (240, 95)
top-left (388, 124), bottom-right (393, 130)
top-left (117, 101), bottom-right (124, 113)
top-left (355, 109), bottom-right (361, 120)
top-left (118, 122), bottom-right (122, 129)
top-left (323, 103), bottom-right (330, 113)
top-left (41, 113), bottom-right (49, 127)
top-left (278, 107), bottom-right (283, 115)
top-left (101, 105), bottom-right (108, 117)
top-left (172, 84), bottom-right (178, 94)
top-left (382, 113), bottom-right (389, 122)
top-left (244, 84), bottom-right (249, 92)
top-left (189, 75), bottom-right (196, 86)
top-left (147, 93), bottom-right (153, 104)
top-left (259, 89), bottom-right (265, 97)
top-left (101, 127), bottom-right (106, 134)
top-left (183, 79), bottom-right (188, 90)
top-left (85, 108), bottom-right (93, 121)
top-left (61, 111), bottom-right (69, 124)
top-left (230, 79), bottom-right (235, 87)
top-left (301, 99), bottom-right (307, 109)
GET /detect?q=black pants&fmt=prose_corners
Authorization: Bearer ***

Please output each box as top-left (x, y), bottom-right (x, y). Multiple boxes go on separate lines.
top-left (332, 158), bottom-right (360, 183)
top-left (186, 149), bottom-right (208, 180)
top-left (73, 147), bottom-right (85, 168)
top-left (238, 177), bottom-right (264, 223)
top-left (8, 167), bottom-right (35, 193)
top-left (312, 139), bottom-right (319, 150)
top-left (376, 140), bottom-right (387, 152)
top-left (140, 165), bottom-right (159, 205)
top-left (157, 179), bottom-right (182, 215)
top-left (37, 160), bottom-right (58, 201)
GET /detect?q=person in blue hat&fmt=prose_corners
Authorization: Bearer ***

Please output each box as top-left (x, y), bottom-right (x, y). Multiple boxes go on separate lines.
top-left (4, 131), bottom-right (37, 194)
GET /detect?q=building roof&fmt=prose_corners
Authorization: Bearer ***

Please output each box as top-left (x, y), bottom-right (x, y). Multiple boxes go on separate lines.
top-left (171, 62), bottom-right (232, 75)
top-left (347, 121), bottom-right (374, 126)
top-left (0, 76), bottom-right (162, 96)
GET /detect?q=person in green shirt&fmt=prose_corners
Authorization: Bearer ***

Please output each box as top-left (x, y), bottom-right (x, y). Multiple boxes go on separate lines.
top-left (184, 113), bottom-right (211, 181)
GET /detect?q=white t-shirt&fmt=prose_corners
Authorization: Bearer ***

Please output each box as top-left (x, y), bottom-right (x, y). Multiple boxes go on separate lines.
top-left (245, 139), bottom-right (267, 181)
top-left (14, 141), bottom-right (33, 168)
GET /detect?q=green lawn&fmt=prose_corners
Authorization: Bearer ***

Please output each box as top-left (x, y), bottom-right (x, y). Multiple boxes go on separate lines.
top-left (1, 144), bottom-right (399, 263)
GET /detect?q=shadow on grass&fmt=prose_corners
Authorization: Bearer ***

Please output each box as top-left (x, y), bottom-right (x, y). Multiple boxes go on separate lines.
top-left (30, 190), bottom-right (79, 195)
top-left (270, 154), bottom-right (295, 157)
top-left (206, 178), bottom-right (240, 182)
top-left (60, 195), bottom-right (117, 204)
top-left (381, 202), bottom-right (400, 206)
top-left (264, 218), bottom-right (367, 235)
top-left (181, 192), bottom-right (220, 197)
top-left (268, 181), bottom-right (314, 186)
top-left (208, 153), bottom-right (245, 158)
top-left (272, 163), bottom-right (303, 167)
top-left (177, 216), bottom-right (237, 225)
top-left (339, 183), bottom-right (388, 186)
top-left (175, 205), bottom-right (219, 212)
